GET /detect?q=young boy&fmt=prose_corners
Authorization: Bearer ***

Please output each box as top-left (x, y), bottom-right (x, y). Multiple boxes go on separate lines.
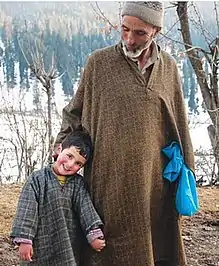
top-left (10, 130), bottom-right (105, 265)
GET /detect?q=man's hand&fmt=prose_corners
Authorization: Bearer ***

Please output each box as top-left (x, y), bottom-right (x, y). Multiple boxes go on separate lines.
top-left (19, 243), bottom-right (33, 261)
top-left (90, 238), bottom-right (106, 252)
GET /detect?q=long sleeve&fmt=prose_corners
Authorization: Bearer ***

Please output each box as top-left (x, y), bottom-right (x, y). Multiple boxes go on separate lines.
top-left (10, 174), bottom-right (39, 240)
top-left (72, 176), bottom-right (103, 234)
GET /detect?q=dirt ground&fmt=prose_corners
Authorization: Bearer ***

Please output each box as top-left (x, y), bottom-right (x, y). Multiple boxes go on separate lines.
top-left (0, 184), bottom-right (218, 266)
top-left (182, 187), bottom-right (219, 266)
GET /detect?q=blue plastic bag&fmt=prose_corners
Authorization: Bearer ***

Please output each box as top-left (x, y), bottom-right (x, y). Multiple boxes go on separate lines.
top-left (162, 142), bottom-right (199, 216)
top-left (175, 164), bottom-right (199, 216)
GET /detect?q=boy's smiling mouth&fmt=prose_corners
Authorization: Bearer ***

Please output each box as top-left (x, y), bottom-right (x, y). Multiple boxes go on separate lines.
top-left (62, 165), bottom-right (70, 171)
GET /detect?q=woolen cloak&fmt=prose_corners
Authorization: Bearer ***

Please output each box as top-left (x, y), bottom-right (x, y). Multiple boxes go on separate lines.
top-left (10, 166), bottom-right (103, 266)
top-left (55, 42), bottom-right (195, 266)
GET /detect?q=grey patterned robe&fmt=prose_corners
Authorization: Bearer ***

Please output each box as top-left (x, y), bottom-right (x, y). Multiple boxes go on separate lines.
top-left (11, 165), bottom-right (103, 266)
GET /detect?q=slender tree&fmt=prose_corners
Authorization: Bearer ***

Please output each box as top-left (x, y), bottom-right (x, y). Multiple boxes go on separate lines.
top-left (176, 1), bottom-right (219, 184)
top-left (18, 30), bottom-right (58, 163)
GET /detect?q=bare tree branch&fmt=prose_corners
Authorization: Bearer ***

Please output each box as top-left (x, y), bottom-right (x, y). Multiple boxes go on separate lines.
top-left (214, 1), bottom-right (219, 36)
top-left (90, 1), bottom-right (119, 32)
top-left (190, 2), bottom-right (213, 46)
top-left (176, 2), bottom-right (219, 184)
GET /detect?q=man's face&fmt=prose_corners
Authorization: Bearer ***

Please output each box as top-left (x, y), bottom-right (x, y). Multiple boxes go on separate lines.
top-left (121, 16), bottom-right (157, 58)
top-left (54, 146), bottom-right (87, 176)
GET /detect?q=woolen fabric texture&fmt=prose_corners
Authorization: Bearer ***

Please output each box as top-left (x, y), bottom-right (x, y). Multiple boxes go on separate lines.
top-left (121, 1), bottom-right (164, 28)
top-left (11, 165), bottom-right (103, 266)
top-left (55, 42), bottom-right (195, 266)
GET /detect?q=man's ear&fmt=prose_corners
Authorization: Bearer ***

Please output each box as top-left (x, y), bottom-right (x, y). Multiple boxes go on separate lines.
top-left (56, 143), bottom-right (62, 155)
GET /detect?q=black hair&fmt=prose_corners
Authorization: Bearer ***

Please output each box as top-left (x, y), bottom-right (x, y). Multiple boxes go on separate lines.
top-left (61, 130), bottom-right (92, 161)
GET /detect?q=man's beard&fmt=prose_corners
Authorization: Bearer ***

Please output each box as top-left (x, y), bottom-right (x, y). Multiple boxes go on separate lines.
top-left (122, 39), bottom-right (153, 59)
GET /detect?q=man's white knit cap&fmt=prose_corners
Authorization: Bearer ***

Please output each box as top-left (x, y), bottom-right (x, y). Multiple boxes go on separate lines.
top-left (121, 1), bottom-right (164, 29)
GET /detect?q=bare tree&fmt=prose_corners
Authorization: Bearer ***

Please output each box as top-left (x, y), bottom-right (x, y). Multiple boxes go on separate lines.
top-left (0, 85), bottom-right (49, 182)
top-left (195, 149), bottom-right (217, 186)
top-left (0, 147), bottom-right (6, 184)
top-left (175, 2), bottom-right (219, 184)
top-left (18, 32), bottom-right (59, 163)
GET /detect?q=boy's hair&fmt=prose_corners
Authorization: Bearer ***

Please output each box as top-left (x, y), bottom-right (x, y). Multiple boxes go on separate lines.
top-left (61, 130), bottom-right (92, 161)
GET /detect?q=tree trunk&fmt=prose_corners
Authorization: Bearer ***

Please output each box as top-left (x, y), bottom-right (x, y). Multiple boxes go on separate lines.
top-left (47, 86), bottom-right (53, 164)
top-left (177, 2), bottom-right (219, 185)
top-left (207, 125), bottom-right (219, 185)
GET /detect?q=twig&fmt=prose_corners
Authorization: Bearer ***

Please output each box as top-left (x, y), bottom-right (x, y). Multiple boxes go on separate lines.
top-left (214, 1), bottom-right (219, 36)
top-left (17, 38), bottom-right (31, 67)
top-left (159, 17), bottom-right (181, 42)
top-left (190, 2), bottom-right (214, 52)
top-left (90, 1), bottom-right (119, 31)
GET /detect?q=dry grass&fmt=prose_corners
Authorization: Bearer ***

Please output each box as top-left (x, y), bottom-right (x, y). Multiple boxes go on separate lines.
top-left (0, 184), bottom-right (22, 235)
top-left (197, 186), bottom-right (219, 212)
top-left (0, 184), bottom-right (218, 266)
top-left (0, 184), bottom-right (218, 237)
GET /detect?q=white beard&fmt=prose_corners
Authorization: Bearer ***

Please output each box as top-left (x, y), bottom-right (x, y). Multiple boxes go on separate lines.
top-left (122, 39), bottom-right (153, 59)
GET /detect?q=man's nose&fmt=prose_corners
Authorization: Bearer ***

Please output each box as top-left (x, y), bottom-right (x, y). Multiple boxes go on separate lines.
top-left (126, 31), bottom-right (135, 45)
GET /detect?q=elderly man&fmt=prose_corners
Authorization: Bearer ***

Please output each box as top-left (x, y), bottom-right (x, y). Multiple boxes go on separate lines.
top-left (54, 2), bottom-right (195, 266)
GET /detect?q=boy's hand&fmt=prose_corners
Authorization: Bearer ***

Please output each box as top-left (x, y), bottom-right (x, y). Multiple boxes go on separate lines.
top-left (90, 238), bottom-right (106, 252)
top-left (19, 243), bottom-right (33, 261)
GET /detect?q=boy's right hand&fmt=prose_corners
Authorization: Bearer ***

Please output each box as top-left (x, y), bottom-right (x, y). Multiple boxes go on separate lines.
top-left (19, 243), bottom-right (33, 261)
top-left (90, 238), bottom-right (106, 252)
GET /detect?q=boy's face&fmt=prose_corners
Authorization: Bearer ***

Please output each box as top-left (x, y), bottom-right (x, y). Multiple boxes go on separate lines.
top-left (53, 146), bottom-right (87, 176)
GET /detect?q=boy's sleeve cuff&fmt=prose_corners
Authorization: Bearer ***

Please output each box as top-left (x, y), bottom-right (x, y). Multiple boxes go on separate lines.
top-left (86, 228), bottom-right (104, 244)
top-left (13, 237), bottom-right (32, 245)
